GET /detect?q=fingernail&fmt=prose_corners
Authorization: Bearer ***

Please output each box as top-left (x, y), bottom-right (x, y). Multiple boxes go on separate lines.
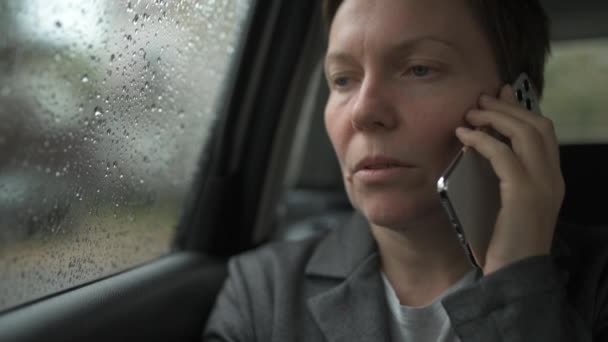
top-left (455, 127), bottom-right (472, 135)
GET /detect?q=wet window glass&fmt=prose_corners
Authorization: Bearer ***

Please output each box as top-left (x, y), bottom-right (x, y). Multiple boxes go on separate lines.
top-left (542, 38), bottom-right (608, 143)
top-left (0, 0), bottom-right (252, 311)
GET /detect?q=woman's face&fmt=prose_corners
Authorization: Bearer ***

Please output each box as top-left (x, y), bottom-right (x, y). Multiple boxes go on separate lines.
top-left (324, 0), bottom-right (501, 229)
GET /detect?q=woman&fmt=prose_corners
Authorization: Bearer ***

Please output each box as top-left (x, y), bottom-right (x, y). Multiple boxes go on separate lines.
top-left (204, 0), bottom-right (608, 340)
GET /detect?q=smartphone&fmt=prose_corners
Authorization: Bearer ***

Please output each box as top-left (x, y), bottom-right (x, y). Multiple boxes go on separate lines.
top-left (437, 73), bottom-right (541, 269)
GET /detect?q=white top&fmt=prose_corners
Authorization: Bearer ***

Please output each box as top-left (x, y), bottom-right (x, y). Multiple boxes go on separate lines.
top-left (381, 270), bottom-right (479, 342)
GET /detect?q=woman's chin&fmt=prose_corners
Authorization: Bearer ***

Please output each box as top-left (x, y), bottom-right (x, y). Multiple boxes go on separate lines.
top-left (358, 193), bottom-right (442, 230)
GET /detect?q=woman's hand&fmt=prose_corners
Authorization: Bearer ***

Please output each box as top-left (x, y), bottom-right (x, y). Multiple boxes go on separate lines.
top-left (455, 84), bottom-right (565, 275)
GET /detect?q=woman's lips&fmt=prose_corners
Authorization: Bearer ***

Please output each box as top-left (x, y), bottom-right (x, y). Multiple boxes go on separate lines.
top-left (353, 156), bottom-right (416, 183)
top-left (354, 165), bottom-right (414, 183)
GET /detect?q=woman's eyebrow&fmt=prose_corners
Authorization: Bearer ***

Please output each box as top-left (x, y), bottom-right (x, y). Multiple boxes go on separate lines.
top-left (387, 36), bottom-right (459, 56)
top-left (325, 36), bottom-right (459, 69)
top-left (324, 52), bottom-right (357, 70)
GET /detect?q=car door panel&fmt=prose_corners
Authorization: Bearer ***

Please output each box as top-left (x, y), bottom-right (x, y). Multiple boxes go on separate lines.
top-left (0, 253), bottom-right (226, 341)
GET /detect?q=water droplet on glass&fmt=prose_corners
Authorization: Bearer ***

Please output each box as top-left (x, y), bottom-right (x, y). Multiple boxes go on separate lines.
top-left (81, 75), bottom-right (89, 83)
top-left (94, 106), bottom-right (103, 117)
top-left (55, 21), bottom-right (62, 28)
top-left (133, 14), bottom-right (139, 24)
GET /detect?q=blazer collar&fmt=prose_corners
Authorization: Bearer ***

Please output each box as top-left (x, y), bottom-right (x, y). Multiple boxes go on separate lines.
top-left (304, 212), bottom-right (392, 341)
top-left (307, 252), bottom-right (392, 342)
top-left (305, 211), bottom-right (377, 279)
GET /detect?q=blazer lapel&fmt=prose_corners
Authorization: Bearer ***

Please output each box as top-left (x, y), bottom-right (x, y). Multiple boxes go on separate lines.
top-left (307, 253), bottom-right (392, 342)
top-left (305, 213), bottom-right (392, 342)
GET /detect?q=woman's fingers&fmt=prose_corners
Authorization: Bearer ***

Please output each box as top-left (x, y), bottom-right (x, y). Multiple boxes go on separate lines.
top-left (464, 109), bottom-right (555, 179)
top-left (479, 86), bottom-right (561, 166)
top-left (455, 86), bottom-right (566, 274)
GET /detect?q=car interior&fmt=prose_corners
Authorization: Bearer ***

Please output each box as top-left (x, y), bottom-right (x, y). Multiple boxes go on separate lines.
top-left (0, 0), bottom-right (607, 341)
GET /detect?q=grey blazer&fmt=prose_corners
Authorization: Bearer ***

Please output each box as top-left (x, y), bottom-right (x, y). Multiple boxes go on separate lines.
top-left (203, 213), bottom-right (608, 341)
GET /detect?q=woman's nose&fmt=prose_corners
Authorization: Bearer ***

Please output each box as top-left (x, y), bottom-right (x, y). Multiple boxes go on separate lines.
top-left (350, 77), bottom-right (398, 132)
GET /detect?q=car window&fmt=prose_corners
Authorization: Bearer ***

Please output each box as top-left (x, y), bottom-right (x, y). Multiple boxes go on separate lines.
top-left (542, 38), bottom-right (608, 143)
top-left (0, 0), bottom-right (253, 312)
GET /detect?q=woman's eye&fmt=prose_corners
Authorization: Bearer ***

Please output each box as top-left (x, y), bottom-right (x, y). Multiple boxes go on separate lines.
top-left (333, 76), bottom-right (350, 87)
top-left (411, 65), bottom-right (431, 77)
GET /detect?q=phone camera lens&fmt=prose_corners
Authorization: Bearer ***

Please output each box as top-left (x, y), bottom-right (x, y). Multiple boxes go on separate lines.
top-left (525, 98), bottom-right (532, 110)
top-left (516, 89), bottom-right (523, 102)
top-left (524, 79), bottom-right (530, 91)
